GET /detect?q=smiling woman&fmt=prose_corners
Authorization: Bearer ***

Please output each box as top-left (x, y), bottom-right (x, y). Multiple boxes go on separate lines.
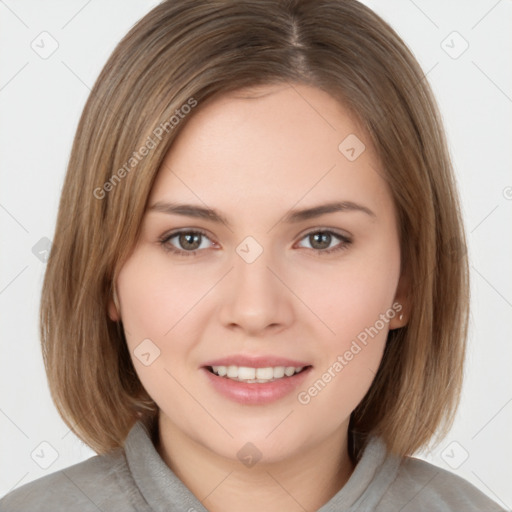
top-left (0, 0), bottom-right (505, 511)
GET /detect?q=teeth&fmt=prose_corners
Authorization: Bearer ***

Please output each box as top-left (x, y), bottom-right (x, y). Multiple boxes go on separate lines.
top-left (226, 366), bottom-right (238, 378)
top-left (210, 365), bottom-right (305, 382)
top-left (238, 367), bottom-right (256, 380)
top-left (216, 366), bottom-right (228, 377)
top-left (256, 367), bottom-right (273, 380)
top-left (273, 366), bottom-right (285, 379)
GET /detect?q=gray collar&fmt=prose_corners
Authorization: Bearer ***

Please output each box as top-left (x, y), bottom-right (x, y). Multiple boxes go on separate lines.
top-left (124, 420), bottom-right (399, 512)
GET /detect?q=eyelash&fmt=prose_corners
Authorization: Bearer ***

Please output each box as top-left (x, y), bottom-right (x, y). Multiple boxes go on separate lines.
top-left (158, 228), bottom-right (352, 257)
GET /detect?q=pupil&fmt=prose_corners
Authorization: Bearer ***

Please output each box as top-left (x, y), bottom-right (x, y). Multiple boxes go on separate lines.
top-left (180, 233), bottom-right (200, 250)
top-left (312, 232), bottom-right (330, 249)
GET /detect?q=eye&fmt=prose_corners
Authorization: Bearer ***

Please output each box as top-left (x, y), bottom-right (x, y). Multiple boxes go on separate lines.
top-left (296, 230), bottom-right (352, 255)
top-left (159, 229), bottom-right (215, 257)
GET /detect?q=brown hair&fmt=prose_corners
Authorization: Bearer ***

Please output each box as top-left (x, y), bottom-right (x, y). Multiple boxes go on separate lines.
top-left (41, 0), bottom-right (469, 458)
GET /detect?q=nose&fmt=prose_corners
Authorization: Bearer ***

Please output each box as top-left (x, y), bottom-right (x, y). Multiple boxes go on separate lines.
top-left (217, 248), bottom-right (294, 336)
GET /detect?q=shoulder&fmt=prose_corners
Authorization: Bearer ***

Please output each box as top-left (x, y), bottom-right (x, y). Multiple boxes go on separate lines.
top-left (0, 448), bottom-right (149, 512)
top-left (379, 455), bottom-right (506, 512)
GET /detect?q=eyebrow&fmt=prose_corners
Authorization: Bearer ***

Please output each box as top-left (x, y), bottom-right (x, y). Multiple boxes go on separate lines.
top-left (148, 200), bottom-right (376, 228)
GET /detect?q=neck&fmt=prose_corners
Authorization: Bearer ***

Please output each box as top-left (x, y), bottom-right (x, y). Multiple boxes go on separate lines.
top-left (156, 413), bottom-right (355, 512)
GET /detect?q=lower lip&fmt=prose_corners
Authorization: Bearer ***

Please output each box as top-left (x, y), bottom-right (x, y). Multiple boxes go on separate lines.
top-left (202, 367), bottom-right (312, 405)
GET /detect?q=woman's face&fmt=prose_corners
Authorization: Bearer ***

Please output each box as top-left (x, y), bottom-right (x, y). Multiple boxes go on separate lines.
top-left (110, 83), bottom-right (407, 464)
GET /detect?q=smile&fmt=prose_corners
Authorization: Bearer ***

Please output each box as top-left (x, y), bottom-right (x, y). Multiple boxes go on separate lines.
top-left (208, 365), bottom-right (308, 383)
top-left (202, 365), bottom-right (313, 405)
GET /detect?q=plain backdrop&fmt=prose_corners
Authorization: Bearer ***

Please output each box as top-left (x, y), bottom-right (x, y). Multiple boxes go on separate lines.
top-left (1, 0), bottom-right (511, 508)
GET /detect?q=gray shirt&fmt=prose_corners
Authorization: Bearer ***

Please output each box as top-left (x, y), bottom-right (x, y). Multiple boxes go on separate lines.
top-left (0, 420), bottom-right (505, 511)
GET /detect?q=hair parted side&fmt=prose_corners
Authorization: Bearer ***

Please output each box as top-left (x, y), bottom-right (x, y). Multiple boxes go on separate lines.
top-left (41, 0), bottom-right (469, 458)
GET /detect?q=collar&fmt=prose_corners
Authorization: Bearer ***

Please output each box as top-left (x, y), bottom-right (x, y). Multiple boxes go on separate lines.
top-left (124, 420), bottom-right (399, 511)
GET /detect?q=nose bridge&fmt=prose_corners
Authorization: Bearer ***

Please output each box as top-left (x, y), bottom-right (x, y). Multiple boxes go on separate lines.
top-left (235, 244), bottom-right (273, 292)
top-left (218, 238), bottom-right (293, 333)
top-left (233, 238), bottom-right (279, 305)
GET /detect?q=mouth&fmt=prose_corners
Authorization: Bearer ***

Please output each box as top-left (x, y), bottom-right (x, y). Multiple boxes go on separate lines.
top-left (205, 364), bottom-right (312, 384)
top-left (202, 363), bottom-right (313, 405)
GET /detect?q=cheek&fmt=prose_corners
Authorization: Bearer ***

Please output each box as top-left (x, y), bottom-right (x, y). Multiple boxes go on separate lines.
top-left (295, 238), bottom-right (399, 408)
top-left (115, 253), bottom-right (211, 400)
top-left (297, 277), bottom-right (392, 416)
top-left (306, 243), bottom-right (400, 344)
top-left (116, 251), bottom-right (213, 346)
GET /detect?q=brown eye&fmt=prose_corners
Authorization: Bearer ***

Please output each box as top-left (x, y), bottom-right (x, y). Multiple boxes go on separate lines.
top-left (297, 230), bottom-right (352, 255)
top-left (178, 232), bottom-right (202, 250)
top-left (159, 229), bottom-right (214, 256)
top-left (309, 232), bottom-right (332, 250)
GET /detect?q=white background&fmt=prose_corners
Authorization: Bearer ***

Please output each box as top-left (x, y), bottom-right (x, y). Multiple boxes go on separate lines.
top-left (1, 0), bottom-right (511, 508)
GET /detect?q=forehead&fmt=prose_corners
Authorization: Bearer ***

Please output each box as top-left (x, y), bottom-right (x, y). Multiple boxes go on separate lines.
top-left (148, 83), bottom-right (393, 223)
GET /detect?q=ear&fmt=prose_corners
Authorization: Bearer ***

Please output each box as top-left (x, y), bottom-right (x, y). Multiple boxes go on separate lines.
top-left (389, 269), bottom-right (410, 330)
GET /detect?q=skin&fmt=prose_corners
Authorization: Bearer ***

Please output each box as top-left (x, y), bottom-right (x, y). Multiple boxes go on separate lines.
top-left (109, 83), bottom-right (409, 512)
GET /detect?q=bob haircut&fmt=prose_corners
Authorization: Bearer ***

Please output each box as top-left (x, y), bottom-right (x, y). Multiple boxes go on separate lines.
top-left (41, 0), bottom-right (469, 459)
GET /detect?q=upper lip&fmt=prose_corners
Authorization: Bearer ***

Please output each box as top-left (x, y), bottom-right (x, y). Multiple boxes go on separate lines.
top-left (202, 355), bottom-right (312, 369)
